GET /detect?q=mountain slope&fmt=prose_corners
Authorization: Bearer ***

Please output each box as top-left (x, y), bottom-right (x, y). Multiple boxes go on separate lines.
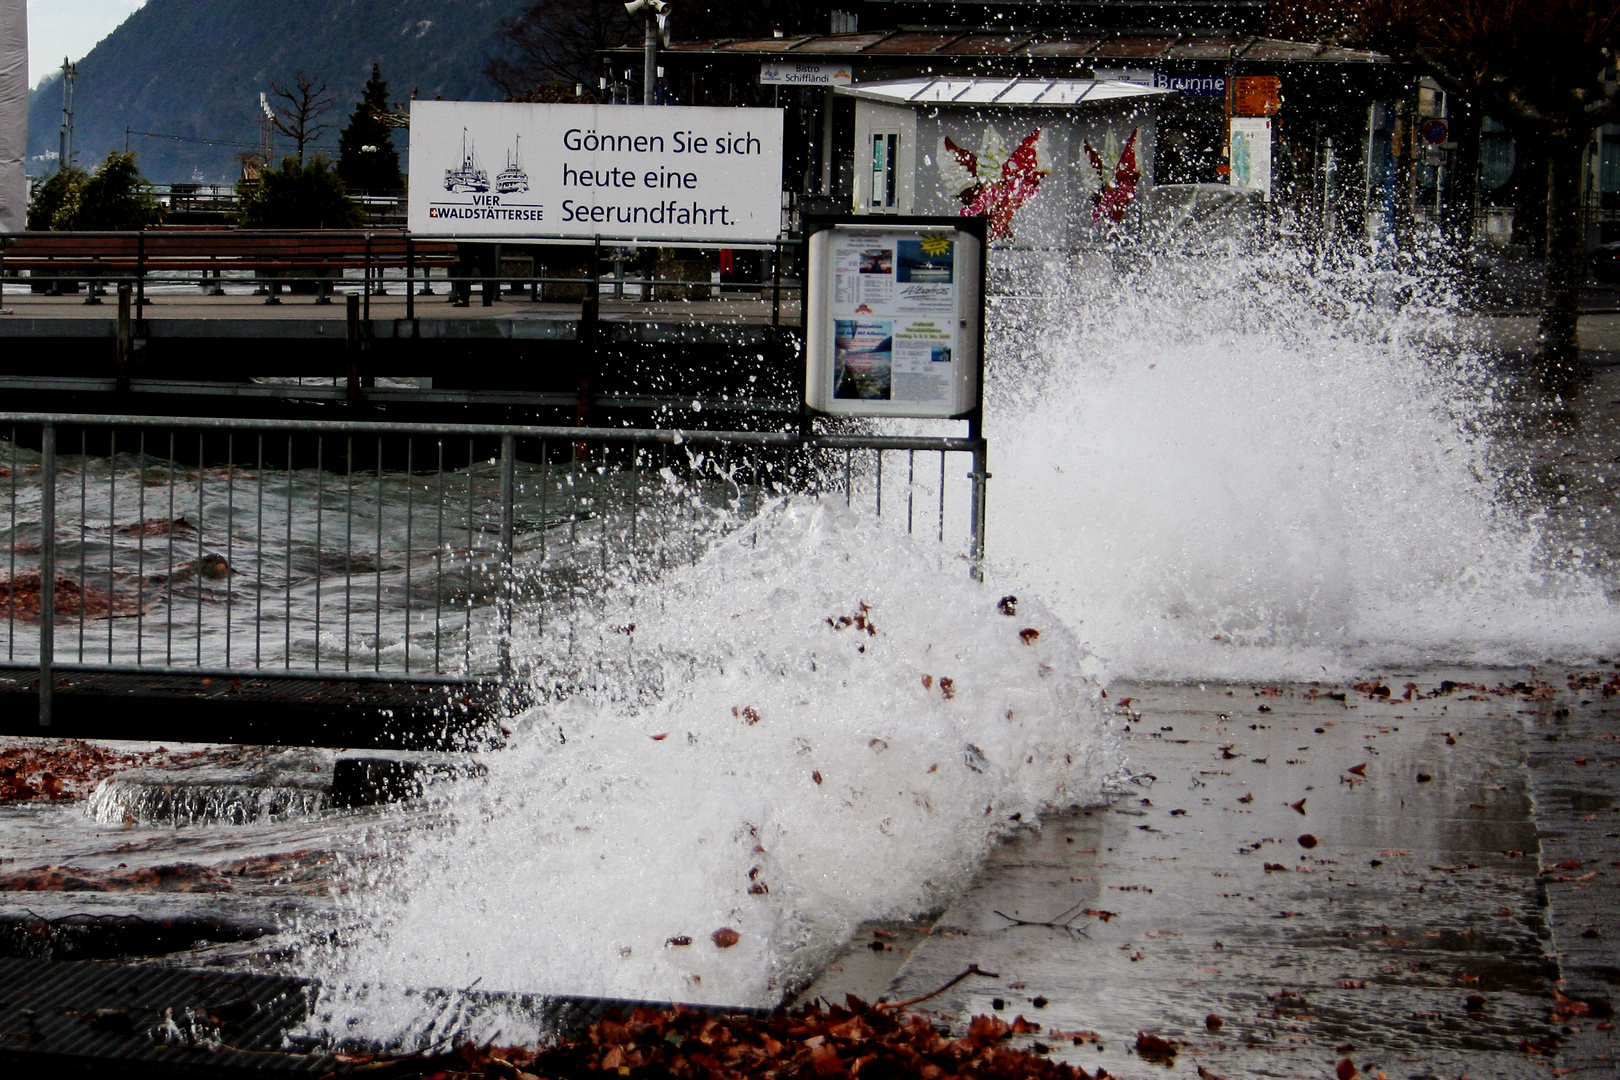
top-left (27, 0), bottom-right (532, 182)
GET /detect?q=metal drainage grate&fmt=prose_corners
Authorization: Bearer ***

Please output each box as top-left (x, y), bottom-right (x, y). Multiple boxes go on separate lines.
top-left (0, 956), bottom-right (330, 1076)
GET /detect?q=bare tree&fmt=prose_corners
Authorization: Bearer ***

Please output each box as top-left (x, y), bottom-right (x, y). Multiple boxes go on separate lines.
top-left (485, 0), bottom-right (839, 98)
top-left (269, 72), bottom-right (336, 164)
top-left (1273, 0), bottom-right (1620, 395)
top-left (486, 0), bottom-right (635, 95)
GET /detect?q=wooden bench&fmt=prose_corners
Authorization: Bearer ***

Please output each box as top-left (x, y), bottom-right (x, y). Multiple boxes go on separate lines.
top-left (0, 229), bottom-right (460, 306)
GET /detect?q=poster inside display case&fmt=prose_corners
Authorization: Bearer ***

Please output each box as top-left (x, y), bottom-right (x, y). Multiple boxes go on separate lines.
top-left (804, 218), bottom-right (984, 418)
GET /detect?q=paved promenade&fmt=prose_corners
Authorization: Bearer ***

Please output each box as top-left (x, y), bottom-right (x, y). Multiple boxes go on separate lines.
top-left (808, 675), bottom-right (1619, 1079)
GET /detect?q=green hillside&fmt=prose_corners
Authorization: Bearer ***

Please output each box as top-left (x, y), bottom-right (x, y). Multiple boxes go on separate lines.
top-left (27, 0), bottom-right (533, 183)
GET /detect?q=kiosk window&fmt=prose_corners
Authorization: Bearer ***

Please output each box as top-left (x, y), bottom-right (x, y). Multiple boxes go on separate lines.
top-left (871, 133), bottom-right (898, 209)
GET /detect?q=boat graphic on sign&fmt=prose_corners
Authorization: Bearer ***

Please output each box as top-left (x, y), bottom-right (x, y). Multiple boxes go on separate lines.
top-left (444, 129), bottom-right (489, 193)
top-left (495, 136), bottom-right (530, 194)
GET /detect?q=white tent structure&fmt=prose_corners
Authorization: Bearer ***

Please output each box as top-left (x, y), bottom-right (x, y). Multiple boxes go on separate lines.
top-left (0, 0), bottom-right (24, 234)
top-left (838, 77), bottom-right (1169, 248)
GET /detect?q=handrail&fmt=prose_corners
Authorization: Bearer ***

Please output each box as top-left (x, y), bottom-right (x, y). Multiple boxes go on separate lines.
top-left (0, 412), bottom-right (980, 453)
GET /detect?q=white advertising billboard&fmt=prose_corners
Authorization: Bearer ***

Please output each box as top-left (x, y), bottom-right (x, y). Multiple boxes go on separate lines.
top-left (1229, 116), bottom-right (1272, 200)
top-left (408, 100), bottom-right (785, 242)
top-left (805, 223), bottom-right (983, 418)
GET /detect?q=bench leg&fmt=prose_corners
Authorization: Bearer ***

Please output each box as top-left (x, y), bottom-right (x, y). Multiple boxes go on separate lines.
top-left (315, 278), bottom-right (333, 305)
top-left (265, 279), bottom-right (281, 306)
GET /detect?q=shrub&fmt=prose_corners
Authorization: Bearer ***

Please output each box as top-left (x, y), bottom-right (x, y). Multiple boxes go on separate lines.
top-left (26, 166), bottom-right (87, 231)
top-left (236, 155), bottom-right (364, 229)
top-left (52, 153), bottom-right (165, 231)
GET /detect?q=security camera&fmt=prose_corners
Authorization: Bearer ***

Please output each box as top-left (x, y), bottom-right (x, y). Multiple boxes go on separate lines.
top-left (624, 0), bottom-right (667, 15)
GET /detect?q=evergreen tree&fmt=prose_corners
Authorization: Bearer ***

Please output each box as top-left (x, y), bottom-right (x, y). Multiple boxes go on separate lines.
top-left (337, 63), bottom-right (404, 193)
top-left (237, 155), bottom-right (365, 229)
top-left (53, 153), bottom-right (165, 231)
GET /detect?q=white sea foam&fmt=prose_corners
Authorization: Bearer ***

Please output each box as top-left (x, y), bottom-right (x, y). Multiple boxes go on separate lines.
top-left (313, 241), bottom-right (1620, 1042)
top-left (311, 499), bottom-right (1114, 1046)
top-left (987, 245), bottom-right (1620, 680)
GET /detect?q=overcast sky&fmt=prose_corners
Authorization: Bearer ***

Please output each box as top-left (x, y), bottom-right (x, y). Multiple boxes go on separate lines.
top-left (27, 0), bottom-right (146, 88)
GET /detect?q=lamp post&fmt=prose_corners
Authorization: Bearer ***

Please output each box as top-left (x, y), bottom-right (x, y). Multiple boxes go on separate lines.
top-left (624, 0), bottom-right (668, 106)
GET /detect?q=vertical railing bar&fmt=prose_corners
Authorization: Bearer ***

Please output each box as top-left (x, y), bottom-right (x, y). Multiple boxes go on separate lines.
top-left (969, 438), bottom-right (988, 581)
top-left (844, 447), bottom-right (852, 507)
top-left (875, 449), bottom-right (883, 519)
top-left (404, 438), bottom-right (414, 675)
top-left (497, 433), bottom-right (515, 686)
top-left (135, 430), bottom-right (145, 666)
top-left (538, 441), bottom-right (549, 565)
top-left (314, 436), bottom-right (323, 672)
top-left (285, 434), bottom-right (294, 670)
top-left (8, 427), bottom-right (17, 661)
top-left (406, 237), bottom-right (416, 321)
top-left (628, 445), bottom-right (639, 571)
top-left (107, 429), bottom-right (117, 663)
top-left (906, 450), bottom-right (915, 536)
top-left (627, 445), bottom-right (639, 674)
top-left (464, 437), bottom-right (475, 675)
top-left (344, 436), bottom-right (354, 673)
top-left (225, 433), bottom-right (234, 668)
top-left (568, 450), bottom-right (579, 544)
top-left (434, 438), bottom-right (444, 674)
top-left (537, 439), bottom-right (548, 647)
top-left (659, 442), bottom-right (668, 575)
top-left (689, 447), bottom-right (700, 569)
top-left (78, 429), bottom-right (87, 663)
top-left (938, 451), bottom-right (946, 545)
top-left (255, 434), bottom-right (264, 669)
top-left (38, 423), bottom-right (56, 728)
top-left (165, 431), bottom-right (175, 666)
top-left (196, 432), bottom-right (205, 667)
top-left (375, 436), bottom-right (384, 673)
top-left (597, 445), bottom-right (609, 678)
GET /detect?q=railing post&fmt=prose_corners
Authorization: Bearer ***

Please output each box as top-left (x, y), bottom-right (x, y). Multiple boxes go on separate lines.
top-left (363, 233), bottom-right (373, 321)
top-left (405, 237), bottom-right (416, 321)
top-left (346, 293), bottom-right (361, 407)
top-left (115, 284), bottom-right (132, 392)
top-left (38, 423), bottom-right (56, 727)
top-left (497, 433), bottom-right (516, 686)
top-left (136, 228), bottom-right (147, 309)
top-left (584, 238), bottom-right (601, 328)
top-left (771, 237), bottom-right (783, 327)
top-left (968, 439), bottom-right (988, 582)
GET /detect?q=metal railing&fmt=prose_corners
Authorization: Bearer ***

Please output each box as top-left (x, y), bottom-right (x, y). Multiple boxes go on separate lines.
top-left (0, 413), bottom-right (987, 726)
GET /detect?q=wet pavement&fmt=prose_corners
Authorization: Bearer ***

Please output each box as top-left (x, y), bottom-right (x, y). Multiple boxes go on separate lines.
top-left (1524, 678), bottom-right (1620, 1079)
top-left (2, 676), bottom-right (1617, 1076)
top-left (804, 674), bottom-right (1619, 1079)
